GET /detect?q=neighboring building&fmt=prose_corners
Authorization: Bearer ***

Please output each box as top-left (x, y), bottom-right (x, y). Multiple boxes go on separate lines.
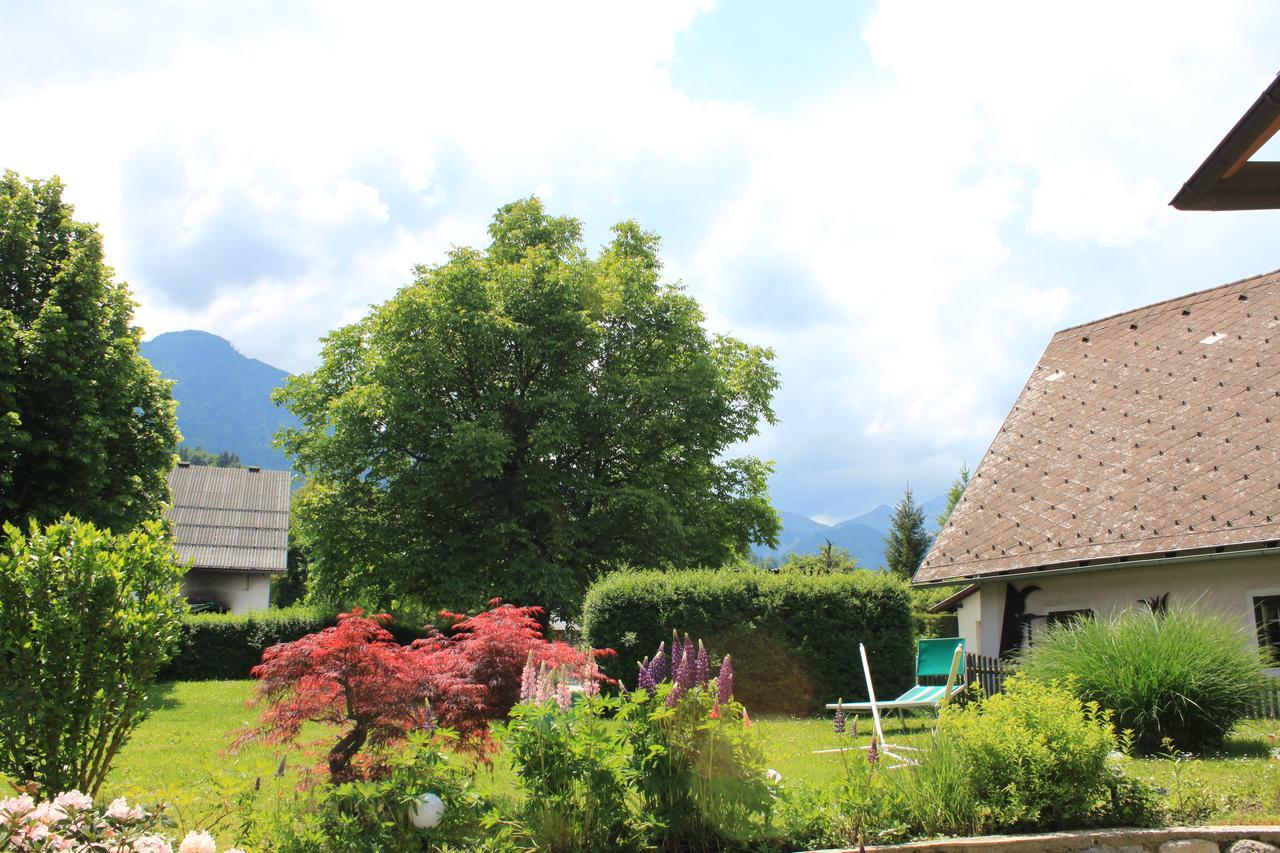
top-left (915, 271), bottom-right (1280, 665)
top-left (166, 462), bottom-right (290, 613)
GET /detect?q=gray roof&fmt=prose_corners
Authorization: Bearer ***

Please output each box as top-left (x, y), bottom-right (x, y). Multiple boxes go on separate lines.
top-left (166, 464), bottom-right (290, 573)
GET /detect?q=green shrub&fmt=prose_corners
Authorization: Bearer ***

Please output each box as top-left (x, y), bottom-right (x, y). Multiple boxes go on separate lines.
top-left (937, 673), bottom-right (1121, 832)
top-left (1019, 607), bottom-right (1271, 754)
top-left (581, 569), bottom-right (914, 713)
top-left (240, 731), bottom-right (509, 852)
top-left (502, 698), bottom-right (634, 851)
top-left (158, 606), bottom-right (430, 681)
top-left (618, 682), bottom-right (773, 849)
top-left (0, 517), bottom-right (187, 795)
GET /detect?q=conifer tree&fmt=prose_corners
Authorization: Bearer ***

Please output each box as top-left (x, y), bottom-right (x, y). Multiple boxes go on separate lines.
top-left (935, 463), bottom-right (971, 530)
top-left (885, 484), bottom-right (931, 580)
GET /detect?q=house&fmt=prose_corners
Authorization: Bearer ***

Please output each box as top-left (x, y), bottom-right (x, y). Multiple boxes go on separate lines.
top-left (914, 271), bottom-right (1280, 664)
top-left (166, 462), bottom-right (290, 613)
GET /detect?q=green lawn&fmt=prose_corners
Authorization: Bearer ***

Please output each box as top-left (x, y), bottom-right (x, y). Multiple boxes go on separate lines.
top-left (98, 681), bottom-right (1280, 842)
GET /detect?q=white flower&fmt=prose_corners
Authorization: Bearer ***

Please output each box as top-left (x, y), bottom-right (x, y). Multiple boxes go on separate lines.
top-left (52, 790), bottom-right (93, 812)
top-left (0, 793), bottom-right (34, 822)
top-left (133, 835), bottom-right (174, 853)
top-left (178, 830), bottom-right (217, 853)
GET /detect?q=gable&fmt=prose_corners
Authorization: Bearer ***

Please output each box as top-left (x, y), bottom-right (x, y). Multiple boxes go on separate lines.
top-left (166, 464), bottom-right (291, 573)
top-left (917, 270), bottom-right (1280, 585)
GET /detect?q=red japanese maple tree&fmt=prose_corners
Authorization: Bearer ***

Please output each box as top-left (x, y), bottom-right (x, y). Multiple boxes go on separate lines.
top-left (235, 601), bottom-right (613, 782)
top-left (234, 608), bottom-right (486, 781)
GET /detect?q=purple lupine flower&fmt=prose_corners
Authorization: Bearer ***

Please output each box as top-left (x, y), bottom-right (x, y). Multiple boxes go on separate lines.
top-left (694, 640), bottom-right (710, 686)
top-left (671, 630), bottom-right (681, 678)
top-left (666, 681), bottom-right (684, 707)
top-left (649, 643), bottom-right (668, 683)
top-left (716, 654), bottom-right (734, 704)
top-left (519, 649), bottom-right (537, 703)
top-left (867, 734), bottom-right (879, 766)
top-left (422, 699), bottom-right (436, 734)
top-left (833, 701), bottom-right (846, 735)
top-left (637, 659), bottom-right (657, 691)
top-left (676, 646), bottom-right (697, 690)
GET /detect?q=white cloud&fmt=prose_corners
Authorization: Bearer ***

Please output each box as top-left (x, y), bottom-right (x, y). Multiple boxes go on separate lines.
top-left (5, 0), bottom-right (1280, 518)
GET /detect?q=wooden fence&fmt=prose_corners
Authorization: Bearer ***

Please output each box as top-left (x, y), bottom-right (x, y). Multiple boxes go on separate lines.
top-left (962, 653), bottom-right (1280, 718)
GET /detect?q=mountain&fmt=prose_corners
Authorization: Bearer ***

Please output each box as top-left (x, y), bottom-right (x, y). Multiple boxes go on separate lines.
top-left (757, 493), bottom-right (951, 570)
top-left (141, 330), bottom-right (299, 472)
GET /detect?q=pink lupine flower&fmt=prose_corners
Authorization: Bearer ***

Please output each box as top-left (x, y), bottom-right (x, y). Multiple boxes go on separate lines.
top-left (556, 668), bottom-right (573, 711)
top-left (535, 662), bottom-right (553, 704)
top-left (519, 649), bottom-right (537, 702)
top-left (582, 658), bottom-right (600, 699)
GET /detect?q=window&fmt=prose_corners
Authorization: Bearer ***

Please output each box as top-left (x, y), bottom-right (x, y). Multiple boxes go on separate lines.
top-left (1045, 609), bottom-right (1093, 627)
top-left (1253, 596), bottom-right (1280, 658)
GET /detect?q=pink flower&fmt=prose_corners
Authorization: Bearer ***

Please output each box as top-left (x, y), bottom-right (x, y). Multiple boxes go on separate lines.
top-left (52, 790), bottom-right (92, 813)
top-left (178, 830), bottom-right (217, 853)
top-left (0, 793), bottom-right (34, 823)
top-left (106, 797), bottom-right (145, 822)
top-left (556, 668), bottom-right (573, 711)
top-left (133, 835), bottom-right (175, 853)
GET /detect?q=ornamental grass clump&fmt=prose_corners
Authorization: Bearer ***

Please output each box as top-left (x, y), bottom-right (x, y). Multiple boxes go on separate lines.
top-left (1019, 606), bottom-right (1271, 754)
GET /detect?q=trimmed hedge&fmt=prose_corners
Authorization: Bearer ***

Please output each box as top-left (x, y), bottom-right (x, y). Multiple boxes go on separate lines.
top-left (157, 606), bottom-right (431, 681)
top-left (581, 569), bottom-right (915, 714)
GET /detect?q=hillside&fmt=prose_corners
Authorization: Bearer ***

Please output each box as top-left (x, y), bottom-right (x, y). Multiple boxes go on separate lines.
top-left (141, 330), bottom-right (299, 472)
top-left (755, 494), bottom-right (950, 569)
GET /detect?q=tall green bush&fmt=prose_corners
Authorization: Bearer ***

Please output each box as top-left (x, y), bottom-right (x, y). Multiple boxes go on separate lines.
top-left (0, 517), bottom-right (187, 795)
top-left (581, 569), bottom-right (914, 714)
top-left (1019, 606), bottom-right (1271, 754)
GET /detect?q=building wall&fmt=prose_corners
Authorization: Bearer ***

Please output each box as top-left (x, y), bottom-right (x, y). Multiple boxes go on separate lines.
top-left (952, 551), bottom-right (1280, 662)
top-left (181, 569), bottom-right (273, 613)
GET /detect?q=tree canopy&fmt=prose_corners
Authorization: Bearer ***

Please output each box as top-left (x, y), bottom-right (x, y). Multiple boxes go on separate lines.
top-left (278, 198), bottom-right (780, 615)
top-left (935, 463), bottom-right (970, 531)
top-left (0, 172), bottom-right (178, 531)
top-left (885, 484), bottom-right (931, 581)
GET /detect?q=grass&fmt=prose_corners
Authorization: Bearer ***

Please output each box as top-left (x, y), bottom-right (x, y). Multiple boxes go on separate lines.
top-left (74, 681), bottom-right (1280, 843)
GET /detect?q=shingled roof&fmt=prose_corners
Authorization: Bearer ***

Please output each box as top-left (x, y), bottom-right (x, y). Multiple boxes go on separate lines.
top-left (915, 269), bottom-right (1280, 586)
top-left (166, 463), bottom-right (290, 573)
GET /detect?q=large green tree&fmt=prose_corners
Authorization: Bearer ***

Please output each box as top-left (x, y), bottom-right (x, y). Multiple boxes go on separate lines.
top-left (885, 484), bottom-right (931, 581)
top-left (0, 172), bottom-right (178, 531)
top-left (278, 198), bottom-right (780, 615)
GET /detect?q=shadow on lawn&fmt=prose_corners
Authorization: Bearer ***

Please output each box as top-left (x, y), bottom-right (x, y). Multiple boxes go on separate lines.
top-left (143, 681), bottom-right (181, 712)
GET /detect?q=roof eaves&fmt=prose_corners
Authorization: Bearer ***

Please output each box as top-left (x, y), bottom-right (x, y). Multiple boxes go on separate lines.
top-left (1171, 73), bottom-right (1280, 211)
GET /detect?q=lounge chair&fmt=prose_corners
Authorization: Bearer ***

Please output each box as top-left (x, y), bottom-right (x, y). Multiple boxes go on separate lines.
top-left (827, 637), bottom-right (966, 715)
top-left (815, 638), bottom-right (964, 767)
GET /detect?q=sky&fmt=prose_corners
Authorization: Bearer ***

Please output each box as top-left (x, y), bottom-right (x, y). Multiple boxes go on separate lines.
top-left (5, 1), bottom-right (1280, 523)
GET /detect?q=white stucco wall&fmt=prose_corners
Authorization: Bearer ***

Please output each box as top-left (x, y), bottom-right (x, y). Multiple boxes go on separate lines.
top-left (181, 569), bottom-right (274, 613)
top-left (951, 551), bottom-right (1280, 659)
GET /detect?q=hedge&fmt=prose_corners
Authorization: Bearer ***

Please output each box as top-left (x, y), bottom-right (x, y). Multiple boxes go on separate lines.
top-left (157, 606), bottom-right (431, 681)
top-left (581, 569), bottom-right (915, 715)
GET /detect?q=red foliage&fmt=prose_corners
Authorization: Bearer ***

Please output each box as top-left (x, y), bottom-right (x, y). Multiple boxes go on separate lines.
top-left (234, 608), bottom-right (486, 781)
top-left (236, 601), bottom-right (615, 782)
top-left (439, 599), bottom-right (615, 716)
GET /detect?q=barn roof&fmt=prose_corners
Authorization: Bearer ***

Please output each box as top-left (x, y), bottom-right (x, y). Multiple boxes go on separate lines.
top-left (166, 463), bottom-right (290, 573)
top-left (915, 269), bottom-right (1280, 585)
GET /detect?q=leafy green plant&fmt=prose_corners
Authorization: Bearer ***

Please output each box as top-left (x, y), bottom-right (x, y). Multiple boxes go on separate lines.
top-left (502, 697), bottom-right (634, 851)
top-left (938, 673), bottom-right (1120, 832)
top-left (618, 682), bottom-right (773, 850)
top-left (240, 731), bottom-right (508, 852)
top-left (1020, 606), bottom-right (1271, 754)
top-left (0, 517), bottom-right (187, 795)
top-left (893, 731), bottom-right (980, 838)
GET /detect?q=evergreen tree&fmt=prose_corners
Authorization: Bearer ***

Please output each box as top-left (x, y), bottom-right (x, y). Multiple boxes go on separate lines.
top-left (935, 463), bottom-right (971, 530)
top-left (885, 484), bottom-right (931, 580)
